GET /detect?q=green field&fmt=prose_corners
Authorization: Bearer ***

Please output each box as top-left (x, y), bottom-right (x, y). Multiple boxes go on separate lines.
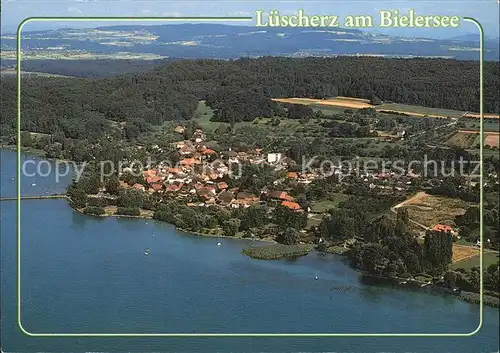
top-left (310, 193), bottom-right (350, 213)
top-left (194, 101), bottom-right (319, 132)
top-left (193, 100), bottom-right (217, 130)
top-left (459, 118), bottom-right (500, 132)
top-left (306, 216), bottom-right (323, 228)
top-left (451, 252), bottom-right (499, 270)
top-left (376, 103), bottom-right (465, 118)
top-left (310, 105), bottom-right (347, 115)
top-left (445, 131), bottom-right (481, 149)
top-left (193, 101), bottom-right (332, 145)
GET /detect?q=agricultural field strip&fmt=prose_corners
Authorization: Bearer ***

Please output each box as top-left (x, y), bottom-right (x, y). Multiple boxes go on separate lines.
top-left (271, 97), bottom-right (499, 120)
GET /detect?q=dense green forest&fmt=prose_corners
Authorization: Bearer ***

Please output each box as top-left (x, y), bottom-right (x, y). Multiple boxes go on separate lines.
top-left (1, 57), bottom-right (499, 143)
top-left (2, 59), bottom-right (176, 77)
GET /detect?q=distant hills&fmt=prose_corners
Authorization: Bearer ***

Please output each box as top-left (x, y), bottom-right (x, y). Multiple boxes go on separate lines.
top-left (448, 33), bottom-right (500, 43)
top-left (1, 23), bottom-right (499, 62)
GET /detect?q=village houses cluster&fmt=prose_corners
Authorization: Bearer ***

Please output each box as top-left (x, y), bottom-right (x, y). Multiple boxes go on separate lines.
top-left (117, 126), bottom-right (319, 212)
top-left (114, 124), bottom-right (485, 240)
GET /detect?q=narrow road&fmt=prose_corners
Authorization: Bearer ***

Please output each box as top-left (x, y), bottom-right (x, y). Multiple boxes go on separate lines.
top-left (409, 117), bottom-right (458, 140)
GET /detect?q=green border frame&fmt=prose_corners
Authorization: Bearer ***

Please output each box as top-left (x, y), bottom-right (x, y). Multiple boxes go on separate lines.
top-left (16, 16), bottom-right (485, 337)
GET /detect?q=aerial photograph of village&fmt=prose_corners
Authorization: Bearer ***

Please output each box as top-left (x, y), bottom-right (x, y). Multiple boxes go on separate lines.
top-left (0, 1), bottom-right (499, 352)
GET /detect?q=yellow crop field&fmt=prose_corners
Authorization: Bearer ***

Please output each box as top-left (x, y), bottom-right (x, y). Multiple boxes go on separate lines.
top-left (272, 96), bottom-right (497, 120)
top-left (271, 97), bottom-right (373, 109)
top-left (452, 244), bottom-right (480, 263)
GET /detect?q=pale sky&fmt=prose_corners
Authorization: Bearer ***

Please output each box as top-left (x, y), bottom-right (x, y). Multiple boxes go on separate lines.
top-left (1, 0), bottom-right (499, 39)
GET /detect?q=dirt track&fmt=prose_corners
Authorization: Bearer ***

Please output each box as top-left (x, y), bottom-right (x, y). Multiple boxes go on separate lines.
top-left (464, 113), bottom-right (500, 119)
top-left (459, 130), bottom-right (500, 135)
top-left (376, 109), bottom-right (451, 119)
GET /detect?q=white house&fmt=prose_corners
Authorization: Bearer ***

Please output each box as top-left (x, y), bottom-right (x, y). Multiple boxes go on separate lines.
top-left (267, 153), bottom-right (282, 164)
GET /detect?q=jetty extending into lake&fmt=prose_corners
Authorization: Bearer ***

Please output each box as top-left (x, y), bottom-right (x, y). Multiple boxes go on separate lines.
top-left (0, 194), bottom-right (67, 201)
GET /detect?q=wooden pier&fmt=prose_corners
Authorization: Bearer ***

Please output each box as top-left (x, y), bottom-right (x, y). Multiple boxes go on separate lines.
top-left (0, 194), bottom-right (67, 201)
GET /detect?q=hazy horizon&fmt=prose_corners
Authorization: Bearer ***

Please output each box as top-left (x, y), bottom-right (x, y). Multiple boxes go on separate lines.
top-left (1, 0), bottom-right (499, 39)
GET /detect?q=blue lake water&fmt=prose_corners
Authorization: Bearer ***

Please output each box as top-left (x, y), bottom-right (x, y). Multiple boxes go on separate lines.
top-left (1, 148), bottom-right (499, 352)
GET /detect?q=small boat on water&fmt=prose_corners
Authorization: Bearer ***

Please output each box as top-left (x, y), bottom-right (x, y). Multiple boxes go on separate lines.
top-left (314, 271), bottom-right (319, 280)
top-left (144, 248), bottom-right (151, 256)
top-left (31, 183), bottom-right (36, 186)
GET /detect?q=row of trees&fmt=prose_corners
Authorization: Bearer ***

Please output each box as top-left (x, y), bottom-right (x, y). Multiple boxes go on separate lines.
top-left (319, 202), bottom-right (456, 277)
top-left (153, 201), bottom-right (306, 238)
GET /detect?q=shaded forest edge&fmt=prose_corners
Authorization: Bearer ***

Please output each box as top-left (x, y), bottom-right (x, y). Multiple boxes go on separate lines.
top-left (1, 59), bottom-right (178, 78)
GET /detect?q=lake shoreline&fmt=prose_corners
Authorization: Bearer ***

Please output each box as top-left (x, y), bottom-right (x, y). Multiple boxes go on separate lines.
top-left (71, 201), bottom-right (277, 244)
top-left (36, 196), bottom-right (500, 307)
top-left (2, 147), bottom-right (494, 308)
top-left (1, 144), bottom-right (73, 164)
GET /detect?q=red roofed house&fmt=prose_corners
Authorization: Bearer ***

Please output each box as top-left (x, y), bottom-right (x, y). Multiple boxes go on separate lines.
top-left (143, 169), bottom-right (157, 177)
top-left (217, 181), bottom-right (228, 190)
top-left (202, 148), bottom-right (217, 156)
top-left (168, 167), bottom-right (181, 174)
top-left (197, 186), bottom-right (217, 200)
top-left (374, 172), bottom-right (391, 180)
top-left (146, 175), bottom-right (163, 184)
top-left (236, 192), bottom-right (259, 201)
top-left (432, 224), bottom-right (457, 236)
top-left (133, 183), bottom-right (145, 191)
top-left (288, 172), bottom-right (298, 179)
top-left (165, 183), bottom-right (184, 193)
top-left (281, 200), bottom-right (302, 211)
top-left (180, 158), bottom-right (201, 167)
top-left (194, 183), bottom-right (205, 191)
top-left (268, 190), bottom-right (294, 202)
top-left (149, 183), bottom-right (163, 193)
